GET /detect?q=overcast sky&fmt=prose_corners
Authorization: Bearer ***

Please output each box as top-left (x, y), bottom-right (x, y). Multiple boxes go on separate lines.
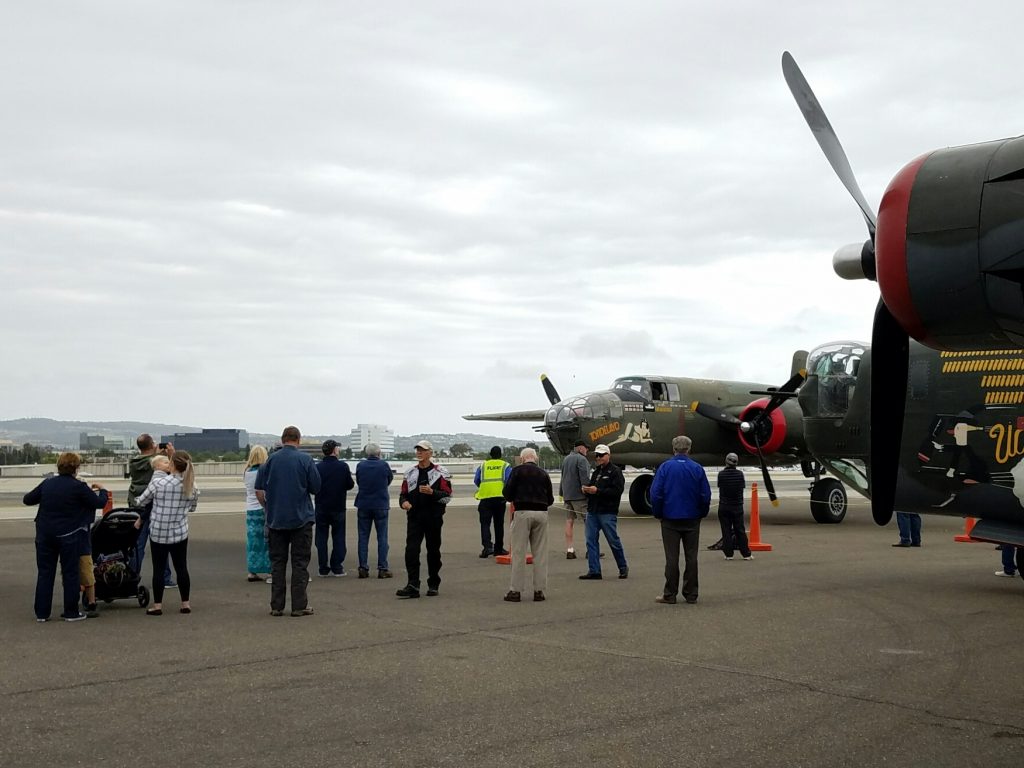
top-left (2, 2), bottom-right (1022, 440)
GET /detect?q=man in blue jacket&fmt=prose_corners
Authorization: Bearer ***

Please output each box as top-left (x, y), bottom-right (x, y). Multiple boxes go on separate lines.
top-left (256, 426), bottom-right (322, 617)
top-left (650, 435), bottom-right (711, 605)
top-left (354, 442), bottom-right (394, 579)
top-left (314, 439), bottom-right (355, 577)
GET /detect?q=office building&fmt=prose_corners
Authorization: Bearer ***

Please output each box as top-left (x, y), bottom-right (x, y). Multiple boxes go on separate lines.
top-left (348, 424), bottom-right (395, 457)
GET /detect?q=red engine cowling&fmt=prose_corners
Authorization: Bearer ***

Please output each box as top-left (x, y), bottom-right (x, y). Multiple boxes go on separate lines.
top-left (737, 398), bottom-right (786, 456)
top-left (875, 135), bottom-right (1024, 351)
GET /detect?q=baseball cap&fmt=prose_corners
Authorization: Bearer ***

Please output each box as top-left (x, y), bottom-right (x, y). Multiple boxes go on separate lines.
top-left (414, 439), bottom-right (433, 451)
top-left (725, 452), bottom-right (739, 466)
top-left (573, 439), bottom-right (589, 448)
top-left (593, 444), bottom-right (610, 455)
top-left (322, 439), bottom-right (340, 455)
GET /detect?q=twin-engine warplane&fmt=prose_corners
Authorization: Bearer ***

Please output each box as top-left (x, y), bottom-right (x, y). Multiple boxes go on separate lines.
top-left (464, 366), bottom-right (851, 523)
top-left (784, 51), bottom-right (1024, 578)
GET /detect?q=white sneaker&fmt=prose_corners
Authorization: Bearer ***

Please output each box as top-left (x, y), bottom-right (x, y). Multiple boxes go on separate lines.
top-left (994, 570), bottom-right (1016, 577)
top-left (723, 555), bottom-right (734, 561)
top-left (63, 613), bottom-right (87, 622)
top-left (743, 555), bottom-right (754, 561)
top-left (265, 577), bottom-right (272, 584)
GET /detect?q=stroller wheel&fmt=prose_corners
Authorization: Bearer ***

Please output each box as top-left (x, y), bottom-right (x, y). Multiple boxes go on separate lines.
top-left (138, 586), bottom-right (150, 608)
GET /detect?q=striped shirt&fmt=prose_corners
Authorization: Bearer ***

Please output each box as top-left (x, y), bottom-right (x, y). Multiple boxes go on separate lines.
top-left (135, 474), bottom-right (199, 544)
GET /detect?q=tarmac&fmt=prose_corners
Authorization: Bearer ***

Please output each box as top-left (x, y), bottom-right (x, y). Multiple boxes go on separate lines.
top-left (2, 474), bottom-right (1023, 767)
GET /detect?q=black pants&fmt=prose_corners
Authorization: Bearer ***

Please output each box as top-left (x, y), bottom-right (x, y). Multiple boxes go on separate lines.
top-left (718, 507), bottom-right (750, 558)
top-left (405, 510), bottom-right (444, 590)
top-left (268, 523), bottom-right (313, 612)
top-left (477, 497), bottom-right (505, 552)
top-left (661, 518), bottom-right (701, 601)
top-left (150, 539), bottom-right (190, 603)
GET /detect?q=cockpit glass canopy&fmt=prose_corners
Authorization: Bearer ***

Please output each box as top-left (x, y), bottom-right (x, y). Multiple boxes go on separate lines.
top-left (806, 341), bottom-right (867, 418)
top-left (612, 378), bottom-right (651, 401)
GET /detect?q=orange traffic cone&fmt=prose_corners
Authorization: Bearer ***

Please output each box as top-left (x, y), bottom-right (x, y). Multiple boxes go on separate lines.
top-left (746, 482), bottom-right (773, 552)
top-left (953, 516), bottom-right (982, 543)
top-left (495, 504), bottom-right (533, 565)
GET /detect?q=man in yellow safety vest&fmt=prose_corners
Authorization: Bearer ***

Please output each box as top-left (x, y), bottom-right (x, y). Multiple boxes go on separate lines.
top-left (474, 446), bottom-right (512, 558)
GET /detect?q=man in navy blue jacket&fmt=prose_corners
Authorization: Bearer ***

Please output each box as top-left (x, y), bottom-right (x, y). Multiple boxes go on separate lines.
top-left (314, 439), bottom-right (355, 577)
top-left (650, 435), bottom-right (711, 605)
top-left (354, 443), bottom-right (394, 578)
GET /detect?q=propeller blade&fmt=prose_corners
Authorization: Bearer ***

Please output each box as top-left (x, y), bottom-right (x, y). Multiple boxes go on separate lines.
top-left (540, 373), bottom-right (560, 405)
top-left (752, 433), bottom-right (780, 507)
top-left (869, 300), bottom-right (909, 526)
top-left (691, 400), bottom-right (743, 428)
top-left (781, 51), bottom-right (877, 237)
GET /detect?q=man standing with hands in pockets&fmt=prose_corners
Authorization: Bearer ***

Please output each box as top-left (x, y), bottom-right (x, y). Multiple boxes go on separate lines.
top-left (395, 440), bottom-right (452, 599)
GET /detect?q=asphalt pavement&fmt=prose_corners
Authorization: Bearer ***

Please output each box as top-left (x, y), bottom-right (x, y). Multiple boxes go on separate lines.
top-left (2, 475), bottom-right (1023, 767)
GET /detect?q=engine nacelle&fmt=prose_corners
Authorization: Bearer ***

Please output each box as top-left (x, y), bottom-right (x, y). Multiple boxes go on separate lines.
top-left (738, 398), bottom-right (787, 455)
top-left (875, 135), bottom-right (1024, 351)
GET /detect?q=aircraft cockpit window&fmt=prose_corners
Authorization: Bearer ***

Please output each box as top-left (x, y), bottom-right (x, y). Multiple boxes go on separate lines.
top-left (667, 383), bottom-right (680, 402)
top-left (612, 378), bottom-right (652, 401)
top-left (651, 382), bottom-right (668, 401)
top-left (807, 342), bottom-right (866, 417)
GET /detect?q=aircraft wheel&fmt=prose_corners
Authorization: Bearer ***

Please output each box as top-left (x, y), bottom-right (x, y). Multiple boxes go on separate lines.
top-left (628, 473), bottom-right (654, 515)
top-left (810, 478), bottom-right (847, 524)
top-left (138, 586), bottom-right (150, 608)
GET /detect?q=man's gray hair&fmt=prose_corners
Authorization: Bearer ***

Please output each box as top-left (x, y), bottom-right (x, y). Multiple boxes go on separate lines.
top-left (365, 442), bottom-right (381, 457)
top-left (520, 447), bottom-right (539, 463)
top-left (671, 435), bottom-right (692, 454)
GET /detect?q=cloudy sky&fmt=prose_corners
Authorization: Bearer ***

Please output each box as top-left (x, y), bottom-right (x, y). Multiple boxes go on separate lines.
top-left (2, 2), bottom-right (1022, 440)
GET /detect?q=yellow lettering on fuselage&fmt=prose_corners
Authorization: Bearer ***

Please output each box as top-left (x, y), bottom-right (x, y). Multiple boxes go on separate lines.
top-left (989, 422), bottom-right (1024, 465)
top-left (589, 421), bottom-right (620, 443)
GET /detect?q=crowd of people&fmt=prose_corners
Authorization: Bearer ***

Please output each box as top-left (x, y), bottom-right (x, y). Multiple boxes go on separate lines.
top-left (23, 425), bottom-right (1021, 621)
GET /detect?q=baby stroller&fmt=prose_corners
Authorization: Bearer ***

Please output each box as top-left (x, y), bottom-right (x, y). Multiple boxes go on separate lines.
top-left (90, 508), bottom-right (150, 608)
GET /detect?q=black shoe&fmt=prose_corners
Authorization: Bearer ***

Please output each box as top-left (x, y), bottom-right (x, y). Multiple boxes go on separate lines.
top-left (85, 603), bottom-right (99, 618)
top-left (655, 595), bottom-right (677, 605)
top-left (480, 548), bottom-right (493, 558)
top-left (910, 543), bottom-right (921, 547)
top-left (619, 567), bottom-right (629, 579)
top-left (579, 572), bottom-right (602, 580)
top-left (396, 585), bottom-right (420, 599)
top-left (503, 590), bottom-right (521, 602)
top-left (891, 542), bottom-right (911, 548)
top-left (566, 550), bottom-right (577, 559)
top-left (426, 588), bottom-right (439, 597)
top-left (378, 570), bottom-right (393, 579)
top-left (494, 549), bottom-right (509, 556)
top-left (357, 567), bottom-right (369, 579)
top-left (685, 598), bottom-right (698, 604)
top-left (533, 591), bottom-right (545, 602)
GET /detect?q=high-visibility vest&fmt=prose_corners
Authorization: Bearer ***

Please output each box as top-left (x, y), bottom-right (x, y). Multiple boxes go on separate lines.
top-left (475, 459), bottom-right (509, 500)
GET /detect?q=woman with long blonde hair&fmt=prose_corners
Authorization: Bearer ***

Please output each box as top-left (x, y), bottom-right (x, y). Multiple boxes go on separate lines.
top-left (134, 450), bottom-right (199, 615)
top-left (244, 445), bottom-right (271, 582)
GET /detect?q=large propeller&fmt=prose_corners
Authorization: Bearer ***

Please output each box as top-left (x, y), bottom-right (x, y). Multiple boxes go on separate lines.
top-left (540, 373), bottom-right (561, 406)
top-left (691, 370), bottom-right (805, 507)
top-left (783, 50), bottom-right (905, 526)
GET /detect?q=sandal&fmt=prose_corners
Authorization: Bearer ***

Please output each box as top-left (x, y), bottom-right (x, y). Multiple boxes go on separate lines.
top-left (146, 608), bottom-right (162, 616)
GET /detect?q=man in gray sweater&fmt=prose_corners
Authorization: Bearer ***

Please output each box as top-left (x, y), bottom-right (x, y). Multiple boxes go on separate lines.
top-left (558, 440), bottom-right (590, 559)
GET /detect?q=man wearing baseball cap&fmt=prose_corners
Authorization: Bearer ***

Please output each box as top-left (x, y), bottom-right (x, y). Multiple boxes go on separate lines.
top-left (559, 440), bottom-right (590, 559)
top-left (578, 444), bottom-right (629, 580)
top-left (396, 440), bottom-right (453, 598)
top-left (314, 439), bottom-right (354, 577)
top-left (717, 452), bottom-right (751, 561)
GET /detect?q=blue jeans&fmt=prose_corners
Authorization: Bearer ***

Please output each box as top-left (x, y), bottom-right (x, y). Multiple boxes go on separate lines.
top-left (132, 513), bottom-right (173, 584)
top-left (1000, 545), bottom-right (1018, 575)
top-left (35, 525), bottom-right (85, 620)
top-left (315, 507), bottom-right (346, 574)
top-left (585, 513), bottom-right (627, 574)
top-left (357, 508), bottom-right (389, 571)
top-left (896, 512), bottom-right (921, 545)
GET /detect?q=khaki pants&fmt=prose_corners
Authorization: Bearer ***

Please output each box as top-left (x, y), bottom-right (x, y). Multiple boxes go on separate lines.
top-left (509, 509), bottom-right (549, 593)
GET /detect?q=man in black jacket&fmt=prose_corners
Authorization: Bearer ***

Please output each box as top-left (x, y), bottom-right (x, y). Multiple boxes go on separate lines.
top-left (314, 440), bottom-right (355, 577)
top-left (579, 444), bottom-right (629, 580)
top-left (502, 447), bottom-right (554, 602)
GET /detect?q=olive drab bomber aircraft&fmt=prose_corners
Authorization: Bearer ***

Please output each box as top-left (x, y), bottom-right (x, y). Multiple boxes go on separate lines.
top-left (784, 50), bottom-right (1024, 581)
top-left (463, 364), bottom-right (852, 524)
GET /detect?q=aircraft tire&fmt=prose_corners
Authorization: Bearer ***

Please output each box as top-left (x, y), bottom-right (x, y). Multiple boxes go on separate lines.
top-left (628, 473), bottom-right (654, 516)
top-left (810, 478), bottom-right (847, 524)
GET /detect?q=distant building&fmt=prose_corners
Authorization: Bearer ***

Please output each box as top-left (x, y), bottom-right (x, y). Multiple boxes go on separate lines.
top-left (80, 433), bottom-right (106, 450)
top-left (160, 428), bottom-right (249, 453)
top-left (348, 424), bottom-right (395, 457)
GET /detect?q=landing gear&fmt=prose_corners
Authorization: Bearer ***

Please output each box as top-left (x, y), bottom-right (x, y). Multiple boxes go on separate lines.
top-left (810, 477), bottom-right (847, 524)
top-left (629, 473), bottom-right (654, 515)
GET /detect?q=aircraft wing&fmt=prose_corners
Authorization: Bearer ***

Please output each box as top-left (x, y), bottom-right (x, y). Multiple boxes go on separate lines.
top-left (463, 410), bottom-right (546, 422)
